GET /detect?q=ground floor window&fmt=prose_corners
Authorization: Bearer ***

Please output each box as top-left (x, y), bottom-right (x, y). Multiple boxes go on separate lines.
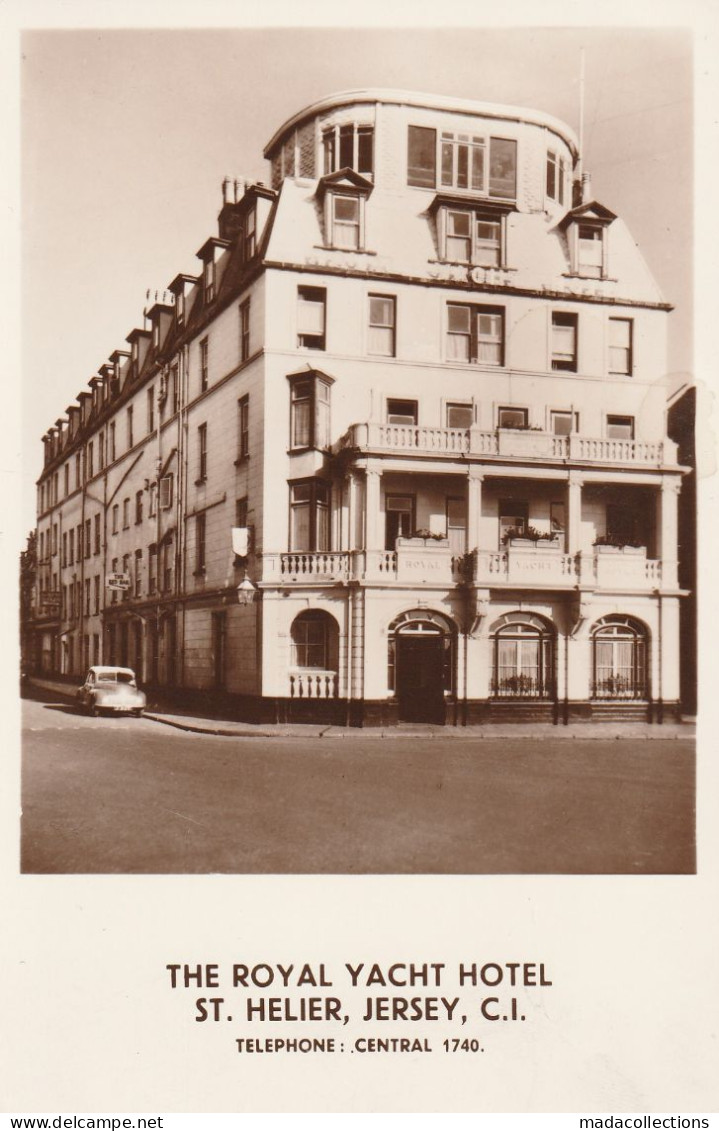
top-left (290, 610), bottom-right (338, 670)
top-left (592, 616), bottom-right (647, 699)
top-left (491, 616), bottom-right (554, 698)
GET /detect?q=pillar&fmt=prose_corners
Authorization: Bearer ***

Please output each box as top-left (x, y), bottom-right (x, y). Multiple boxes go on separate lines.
top-left (364, 466), bottom-right (382, 551)
top-left (467, 467), bottom-right (483, 552)
top-left (658, 477), bottom-right (681, 589)
top-left (567, 472), bottom-right (583, 554)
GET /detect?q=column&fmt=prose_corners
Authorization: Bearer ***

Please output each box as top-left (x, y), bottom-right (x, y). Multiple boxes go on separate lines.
top-left (466, 467), bottom-right (483, 552)
top-left (364, 466), bottom-right (382, 551)
top-left (567, 472), bottom-right (583, 554)
top-left (658, 477), bottom-right (680, 589)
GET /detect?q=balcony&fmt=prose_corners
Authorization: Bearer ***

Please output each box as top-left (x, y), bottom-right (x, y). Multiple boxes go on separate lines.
top-left (336, 423), bottom-right (678, 468)
top-left (262, 547), bottom-right (665, 592)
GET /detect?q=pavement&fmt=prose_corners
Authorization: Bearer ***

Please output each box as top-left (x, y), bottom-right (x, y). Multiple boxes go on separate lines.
top-left (24, 675), bottom-right (696, 741)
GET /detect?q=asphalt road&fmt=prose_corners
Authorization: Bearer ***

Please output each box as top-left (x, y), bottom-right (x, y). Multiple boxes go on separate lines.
top-left (21, 691), bottom-right (695, 874)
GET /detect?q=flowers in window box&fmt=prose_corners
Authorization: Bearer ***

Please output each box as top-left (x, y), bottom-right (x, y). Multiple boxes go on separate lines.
top-left (503, 525), bottom-right (558, 545)
top-left (593, 534), bottom-right (645, 550)
top-left (409, 529), bottom-right (447, 541)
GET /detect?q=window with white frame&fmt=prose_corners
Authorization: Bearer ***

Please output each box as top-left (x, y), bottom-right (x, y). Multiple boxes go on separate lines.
top-left (199, 337), bottom-right (209, 392)
top-left (440, 209), bottom-right (503, 267)
top-left (289, 480), bottom-right (330, 552)
top-left (551, 311), bottom-right (578, 372)
top-left (609, 317), bottom-right (633, 376)
top-left (289, 373), bottom-right (331, 450)
top-left (408, 128), bottom-right (517, 198)
top-left (546, 150), bottom-right (566, 205)
top-left (447, 303), bottom-right (504, 366)
top-left (498, 406), bottom-right (528, 429)
top-left (197, 422), bottom-right (208, 481)
top-left (368, 295), bottom-right (396, 356)
top-left (291, 610), bottom-right (333, 669)
top-left (297, 286), bottom-right (326, 350)
top-left (575, 223), bottom-right (605, 278)
top-left (239, 298), bottom-right (250, 362)
top-left (550, 410), bottom-right (579, 435)
top-left (243, 206), bottom-right (256, 261)
top-left (322, 124), bottom-right (374, 177)
top-left (238, 397), bottom-right (249, 461)
top-left (328, 193), bottom-right (362, 249)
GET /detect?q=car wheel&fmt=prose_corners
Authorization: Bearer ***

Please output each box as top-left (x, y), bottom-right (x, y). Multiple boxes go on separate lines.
top-left (90, 703), bottom-right (100, 718)
top-left (133, 709), bottom-right (144, 718)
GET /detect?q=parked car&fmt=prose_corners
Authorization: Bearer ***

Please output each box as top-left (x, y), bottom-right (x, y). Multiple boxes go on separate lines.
top-left (77, 666), bottom-right (146, 717)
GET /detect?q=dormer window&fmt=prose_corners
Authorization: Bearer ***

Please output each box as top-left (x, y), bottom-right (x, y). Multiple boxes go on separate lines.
top-left (152, 320), bottom-right (160, 349)
top-left (441, 132), bottom-right (486, 191)
top-left (439, 207), bottom-right (504, 267)
top-left (560, 202), bottom-right (616, 280)
top-left (322, 124), bottom-right (374, 177)
top-left (317, 169), bottom-right (373, 252)
top-left (330, 193), bottom-right (362, 249)
top-left (203, 258), bottom-right (215, 303)
top-left (243, 207), bottom-right (256, 261)
top-left (176, 290), bottom-right (185, 324)
top-left (576, 223), bottom-right (604, 278)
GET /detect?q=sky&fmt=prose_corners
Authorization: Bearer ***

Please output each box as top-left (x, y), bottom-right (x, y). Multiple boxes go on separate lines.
top-left (19, 24), bottom-right (694, 543)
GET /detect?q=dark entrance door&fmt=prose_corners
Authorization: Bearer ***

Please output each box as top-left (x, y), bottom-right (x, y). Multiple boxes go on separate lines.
top-left (396, 633), bottom-right (446, 723)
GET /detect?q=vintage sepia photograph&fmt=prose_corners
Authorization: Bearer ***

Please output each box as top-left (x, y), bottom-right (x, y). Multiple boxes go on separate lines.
top-left (19, 26), bottom-right (696, 876)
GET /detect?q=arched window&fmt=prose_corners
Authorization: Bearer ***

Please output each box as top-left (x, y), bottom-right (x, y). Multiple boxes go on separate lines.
top-left (491, 614), bottom-right (554, 699)
top-left (290, 610), bottom-right (338, 671)
top-left (592, 616), bottom-right (647, 700)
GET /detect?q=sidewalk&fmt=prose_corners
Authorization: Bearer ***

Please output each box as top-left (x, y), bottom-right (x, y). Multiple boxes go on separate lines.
top-left (24, 675), bottom-right (696, 741)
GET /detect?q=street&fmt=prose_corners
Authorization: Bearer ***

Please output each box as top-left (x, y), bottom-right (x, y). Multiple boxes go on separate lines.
top-left (21, 690), bottom-right (695, 874)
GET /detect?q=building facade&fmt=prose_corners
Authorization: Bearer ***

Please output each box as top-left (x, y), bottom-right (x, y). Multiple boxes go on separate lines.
top-left (29, 88), bottom-right (690, 724)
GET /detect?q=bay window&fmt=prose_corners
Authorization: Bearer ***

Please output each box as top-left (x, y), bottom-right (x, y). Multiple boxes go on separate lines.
top-left (288, 371), bottom-right (332, 450)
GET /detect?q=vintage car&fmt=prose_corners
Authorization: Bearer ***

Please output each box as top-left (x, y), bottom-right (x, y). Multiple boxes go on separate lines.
top-left (77, 666), bottom-right (147, 717)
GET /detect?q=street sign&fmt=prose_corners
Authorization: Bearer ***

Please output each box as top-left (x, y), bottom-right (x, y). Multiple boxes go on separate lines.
top-left (107, 572), bottom-right (131, 591)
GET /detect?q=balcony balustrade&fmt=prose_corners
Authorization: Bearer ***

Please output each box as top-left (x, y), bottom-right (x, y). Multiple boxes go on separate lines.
top-left (289, 670), bottom-right (339, 699)
top-left (336, 423), bottom-right (677, 468)
top-left (263, 547), bottom-right (664, 591)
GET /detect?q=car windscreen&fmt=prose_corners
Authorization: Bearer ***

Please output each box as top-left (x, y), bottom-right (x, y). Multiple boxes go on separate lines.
top-left (97, 672), bottom-right (134, 683)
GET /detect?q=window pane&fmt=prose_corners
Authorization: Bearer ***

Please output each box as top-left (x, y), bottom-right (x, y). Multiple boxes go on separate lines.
top-left (357, 128), bottom-right (373, 174)
top-left (489, 138), bottom-right (517, 199)
top-left (339, 125), bottom-right (354, 168)
top-left (408, 126), bottom-right (436, 187)
top-left (440, 139), bottom-right (453, 186)
top-left (369, 296), bottom-right (394, 326)
top-left (292, 400), bottom-right (311, 447)
top-left (471, 145), bottom-right (485, 191)
top-left (334, 196), bottom-right (359, 221)
top-left (298, 293), bottom-right (325, 334)
top-left (447, 304), bottom-right (470, 333)
top-left (368, 325), bottom-right (394, 355)
top-left (448, 211), bottom-right (471, 237)
top-left (291, 502), bottom-right (310, 550)
top-left (446, 403), bottom-right (473, 428)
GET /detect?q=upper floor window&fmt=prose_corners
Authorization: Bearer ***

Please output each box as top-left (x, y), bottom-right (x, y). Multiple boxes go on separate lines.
top-left (446, 402), bottom-right (473, 429)
top-left (200, 337), bottom-right (209, 392)
top-left (328, 192), bottom-right (363, 249)
top-left (171, 363), bottom-right (179, 415)
top-left (386, 398), bottom-right (417, 425)
top-left (609, 318), bottom-right (633, 376)
top-left (197, 422), bottom-right (208, 481)
top-left (75, 452), bottom-right (82, 488)
top-left (243, 207), bottom-right (256, 262)
top-left (546, 150), bottom-right (567, 205)
top-left (239, 298), bottom-right (251, 362)
top-left (440, 208), bottom-right (503, 267)
top-left (289, 480), bottom-right (330, 552)
top-left (203, 258), bottom-right (215, 304)
top-left (109, 423), bottom-right (116, 463)
top-left (322, 124), bottom-right (374, 177)
top-left (147, 387), bottom-right (154, 433)
top-left (94, 513), bottom-right (101, 554)
top-left (297, 286), bottom-right (326, 350)
top-left (64, 464), bottom-right (69, 496)
top-left (551, 312), bottom-right (578, 372)
top-left (238, 397), bottom-right (250, 461)
top-left (606, 415), bottom-right (634, 440)
top-left (112, 504), bottom-right (119, 534)
top-left (195, 513), bottom-right (206, 573)
top-left (550, 410), bottom-right (579, 436)
top-left (368, 295), bottom-right (396, 356)
top-left (447, 303), bottom-right (504, 366)
top-left (576, 223), bottom-right (605, 278)
top-left (408, 127), bottom-right (517, 199)
top-left (289, 373), bottom-right (331, 450)
top-left (122, 498), bottom-right (130, 529)
top-left (135, 489), bottom-right (144, 524)
top-left (98, 431), bottom-right (105, 470)
top-left (498, 406), bottom-right (528, 429)
top-left (87, 442), bottom-right (94, 479)
top-left (127, 405), bottom-right (134, 448)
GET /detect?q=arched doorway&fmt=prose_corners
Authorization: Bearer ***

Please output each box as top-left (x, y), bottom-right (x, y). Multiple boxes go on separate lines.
top-left (490, 613), bottom-right (555, 699)
top-left (592, 615), bottom-right (648, 700)
top-left (389, 610), bottom-right (455, 723)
